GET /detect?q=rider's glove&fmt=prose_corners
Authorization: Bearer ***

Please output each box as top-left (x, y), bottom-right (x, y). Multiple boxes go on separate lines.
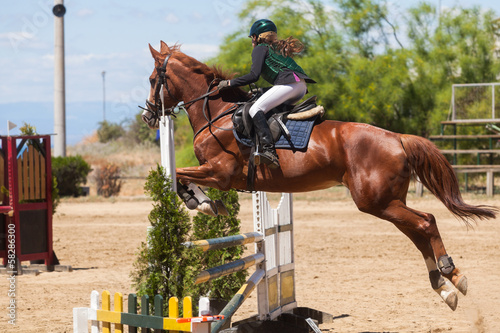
top-left (141, 109), bottom-right (159, 129)
top-left (218, 80), bottom-right (230, 90)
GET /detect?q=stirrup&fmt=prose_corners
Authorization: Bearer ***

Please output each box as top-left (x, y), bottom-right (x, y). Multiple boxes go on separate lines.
top-left (254, 151), bottom-right (280, 169)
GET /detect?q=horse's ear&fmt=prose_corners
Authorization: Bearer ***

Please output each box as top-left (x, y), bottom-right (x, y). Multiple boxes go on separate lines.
top-left (160, 40), bottom-right (169, 54)
top-left (149, 43), bottom-right (160, 59)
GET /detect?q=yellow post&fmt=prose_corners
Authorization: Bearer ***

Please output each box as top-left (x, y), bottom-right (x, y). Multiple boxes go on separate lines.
top-left (114, 292), bottom-right (123, 333)
top-left (102, 291), bottom-right (111, 333)
top-left (183, 296), bottom-right (192, 319)
top-left (169, 297), bottom-right (179, 333)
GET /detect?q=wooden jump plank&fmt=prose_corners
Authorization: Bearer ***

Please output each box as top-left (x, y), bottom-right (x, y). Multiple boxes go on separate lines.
top-left (0, 154), bottom-right (4, 202)
top-left (451, 164), bottom-right (500, 168)
top-left (441, 119), bottom-right (500, 125)
top-left (34, 148), bottom-right (40, 199)
top-left (40, 154), bottom-right (46, 199)
top-left (29, 147), bottom-right (35, 200)
top-left (429, 134), bottom-right (500, 140)
top-left (20, 152), bottom-right (26, 201)
top-left (440, 149), bottom-right (500, 154)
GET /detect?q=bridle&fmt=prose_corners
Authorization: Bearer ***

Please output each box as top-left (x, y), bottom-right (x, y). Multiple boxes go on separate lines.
top-left (140, 53), bottom-right (239, 139)
top-left (140, 54), bottom-right (184, 116)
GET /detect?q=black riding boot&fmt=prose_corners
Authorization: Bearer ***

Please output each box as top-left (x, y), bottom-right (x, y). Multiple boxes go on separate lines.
top-left (251, 111), bottom-right (280, 169)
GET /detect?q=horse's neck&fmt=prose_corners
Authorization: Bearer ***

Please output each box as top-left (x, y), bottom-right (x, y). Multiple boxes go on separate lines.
top-left (173, 62), bottom-right (245, 136)
top-left (185, 94), bottom-right (236, 136)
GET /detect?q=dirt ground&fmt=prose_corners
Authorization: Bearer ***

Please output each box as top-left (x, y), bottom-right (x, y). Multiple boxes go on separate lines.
top-left (1, 187), bottom-right (499, 333)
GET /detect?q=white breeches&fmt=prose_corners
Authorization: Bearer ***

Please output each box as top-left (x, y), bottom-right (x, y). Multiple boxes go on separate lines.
top-left (249, 80), bottom-right (307, 118)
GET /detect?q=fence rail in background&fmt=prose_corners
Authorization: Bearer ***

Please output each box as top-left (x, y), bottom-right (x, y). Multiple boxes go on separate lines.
top-left (451, 83), bottom-right (500, 121)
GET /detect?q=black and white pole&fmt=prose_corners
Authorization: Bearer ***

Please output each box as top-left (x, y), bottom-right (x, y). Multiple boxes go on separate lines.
top-left (53, 1), bottom-right (66, 157)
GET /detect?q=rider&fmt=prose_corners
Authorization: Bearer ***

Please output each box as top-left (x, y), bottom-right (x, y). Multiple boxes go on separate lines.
top-left (218, 19), bottom-right (316, 169)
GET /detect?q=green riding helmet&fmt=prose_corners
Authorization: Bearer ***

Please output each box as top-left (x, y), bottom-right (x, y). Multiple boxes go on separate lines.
top-left (249, 19), bottom-right (277, 37)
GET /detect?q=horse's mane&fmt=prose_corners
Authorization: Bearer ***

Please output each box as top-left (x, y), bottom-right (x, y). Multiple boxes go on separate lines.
top-left (164, 44), bottom-right (232, 80)
top-left (162, 43), bottom-right (249, 102)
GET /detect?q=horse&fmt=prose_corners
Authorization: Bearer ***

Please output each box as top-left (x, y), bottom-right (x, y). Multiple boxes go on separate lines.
top-left (143, 41), bottom-right (497, 311)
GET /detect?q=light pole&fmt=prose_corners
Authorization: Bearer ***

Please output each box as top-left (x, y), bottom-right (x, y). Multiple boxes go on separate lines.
top-left (101, 71), bottom-right (106, 122)
top-left (53, 0), bottom-right (66, 157)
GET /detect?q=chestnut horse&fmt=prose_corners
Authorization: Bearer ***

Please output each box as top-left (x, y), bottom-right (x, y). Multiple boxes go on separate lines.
top-left (144, 42), bottom-right (497, 311)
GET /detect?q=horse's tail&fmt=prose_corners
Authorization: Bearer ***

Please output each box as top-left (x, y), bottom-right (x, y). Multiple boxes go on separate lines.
top-left (400, 134), bottom-right (498, 225)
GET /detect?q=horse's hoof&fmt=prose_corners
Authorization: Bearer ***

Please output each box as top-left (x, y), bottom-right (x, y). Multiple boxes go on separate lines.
top-left (454, 275), bottom-right (468, 296)
top-left (435, 279), bottom-right (458, 311)
top-left (444, 291), bottom-right (458, 311)
top-left (215, 200), bottom-right (229, 216)
top-left (196, 201), bottom-right (218, 217)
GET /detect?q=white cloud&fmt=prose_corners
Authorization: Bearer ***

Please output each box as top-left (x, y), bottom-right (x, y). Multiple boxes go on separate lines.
top-left (165, 13), bottom-right (180, 24)
top-left (180, 43), bottom-right (220, 60)
top-left (192, 12), bottom-right (203, 20)
top-left (0, 32), bottom-right (35, 40)
top-left (0, 32), bottom-right (34, 51)
top-left (77, 8), bottom-right (94, 18)
top-left (41, 53), bottom-right (128, 66)
top-left (0, 31), bottom-right (51, 54)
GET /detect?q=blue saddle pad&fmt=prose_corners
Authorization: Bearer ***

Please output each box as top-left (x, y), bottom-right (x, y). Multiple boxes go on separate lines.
top-left (234, 115), bottom-right (318, 150)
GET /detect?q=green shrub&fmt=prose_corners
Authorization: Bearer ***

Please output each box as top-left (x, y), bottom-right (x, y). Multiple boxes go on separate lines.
top-left (126, 113), bottom-right (158, 144)
top-left (131, 165), bottom-right (201, 315)
top-left (97, 120), bottom-right (125, 143)
top-left (51, 176), bottom-right (60, 214)
top-left (51, 155), bottom-right (91, 197)
top-left (19, 122), bottom-right (37, 135)
top-left (131, 167), bottom-right (245, 315)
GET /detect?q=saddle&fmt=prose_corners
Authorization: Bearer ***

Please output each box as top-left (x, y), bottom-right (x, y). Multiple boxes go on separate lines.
top-left (232, 95), bottom-right (324, 149)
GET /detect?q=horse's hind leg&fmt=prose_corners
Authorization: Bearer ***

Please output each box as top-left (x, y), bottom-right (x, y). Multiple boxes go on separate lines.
top-left (392, 222), bottom-right (462, 311)
top-left (360, 200), bottom-right (466, 310)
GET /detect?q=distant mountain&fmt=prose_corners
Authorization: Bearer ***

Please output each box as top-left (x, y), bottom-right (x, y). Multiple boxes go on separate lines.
top-left (0, 101), bottom-right (139, 145)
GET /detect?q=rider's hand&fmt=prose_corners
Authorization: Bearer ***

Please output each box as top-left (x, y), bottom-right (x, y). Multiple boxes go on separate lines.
top-left (218, 80), bottom-right (230, 90)
top-left (141, 109), bottom-right (159, 129)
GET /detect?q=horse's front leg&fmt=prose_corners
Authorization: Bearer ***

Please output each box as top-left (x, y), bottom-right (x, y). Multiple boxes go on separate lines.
top-left (175, 164), bottom-right (237, 216)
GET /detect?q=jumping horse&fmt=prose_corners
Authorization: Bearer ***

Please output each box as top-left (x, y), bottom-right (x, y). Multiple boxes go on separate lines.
top-left (142, 41), bottom-right (497, 311)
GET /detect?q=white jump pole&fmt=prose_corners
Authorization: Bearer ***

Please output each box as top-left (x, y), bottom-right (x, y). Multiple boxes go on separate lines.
top-left (159, 86), bottom-right (177, 192)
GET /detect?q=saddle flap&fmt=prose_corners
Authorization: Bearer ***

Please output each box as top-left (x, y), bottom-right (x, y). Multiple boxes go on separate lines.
top-left (234, 101), bottom-right (282, 142)
top-left (232, 94), bottom-right (320, 149)
top-left (291, 95), bottom-right (317, 113)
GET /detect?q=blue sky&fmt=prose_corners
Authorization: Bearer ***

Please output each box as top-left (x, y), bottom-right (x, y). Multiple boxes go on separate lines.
top-left (1, 0), bottom-right (499, 143)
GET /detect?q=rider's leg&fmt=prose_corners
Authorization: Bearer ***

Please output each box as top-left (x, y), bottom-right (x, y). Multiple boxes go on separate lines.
top-left (249, 80), bottom-right (307, 168)
top-left (251, 111), bottom-right (280, 168)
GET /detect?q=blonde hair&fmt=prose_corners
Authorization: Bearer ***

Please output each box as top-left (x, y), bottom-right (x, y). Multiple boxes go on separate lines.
top-left (257, 33), bottom-right (304, 58)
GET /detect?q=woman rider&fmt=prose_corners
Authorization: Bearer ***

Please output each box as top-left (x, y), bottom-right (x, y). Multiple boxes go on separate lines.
top-left (218, 19), bottom-right (316, 169)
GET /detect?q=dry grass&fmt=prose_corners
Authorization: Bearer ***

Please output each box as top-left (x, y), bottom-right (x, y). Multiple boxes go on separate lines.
top-left (68, 133), bottom-right (161, 197)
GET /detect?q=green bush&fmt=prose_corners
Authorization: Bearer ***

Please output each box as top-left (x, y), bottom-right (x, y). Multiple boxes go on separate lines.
top-left (131, 167), bottom-right (245, 315)
top-left (51, 176), bottom-right (60, 214)
top-left (97, 120), bottom-right (125, 143)
top-left (51, 155), bottom-right (91, 197)
top-left (126, 113), bottom-right (158, 144)
top-left (131, 165), bottom-right (201, 315)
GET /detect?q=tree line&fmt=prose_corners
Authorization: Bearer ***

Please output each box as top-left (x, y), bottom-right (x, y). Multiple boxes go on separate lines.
top-left (211, 0), bottom-right (500, 136)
